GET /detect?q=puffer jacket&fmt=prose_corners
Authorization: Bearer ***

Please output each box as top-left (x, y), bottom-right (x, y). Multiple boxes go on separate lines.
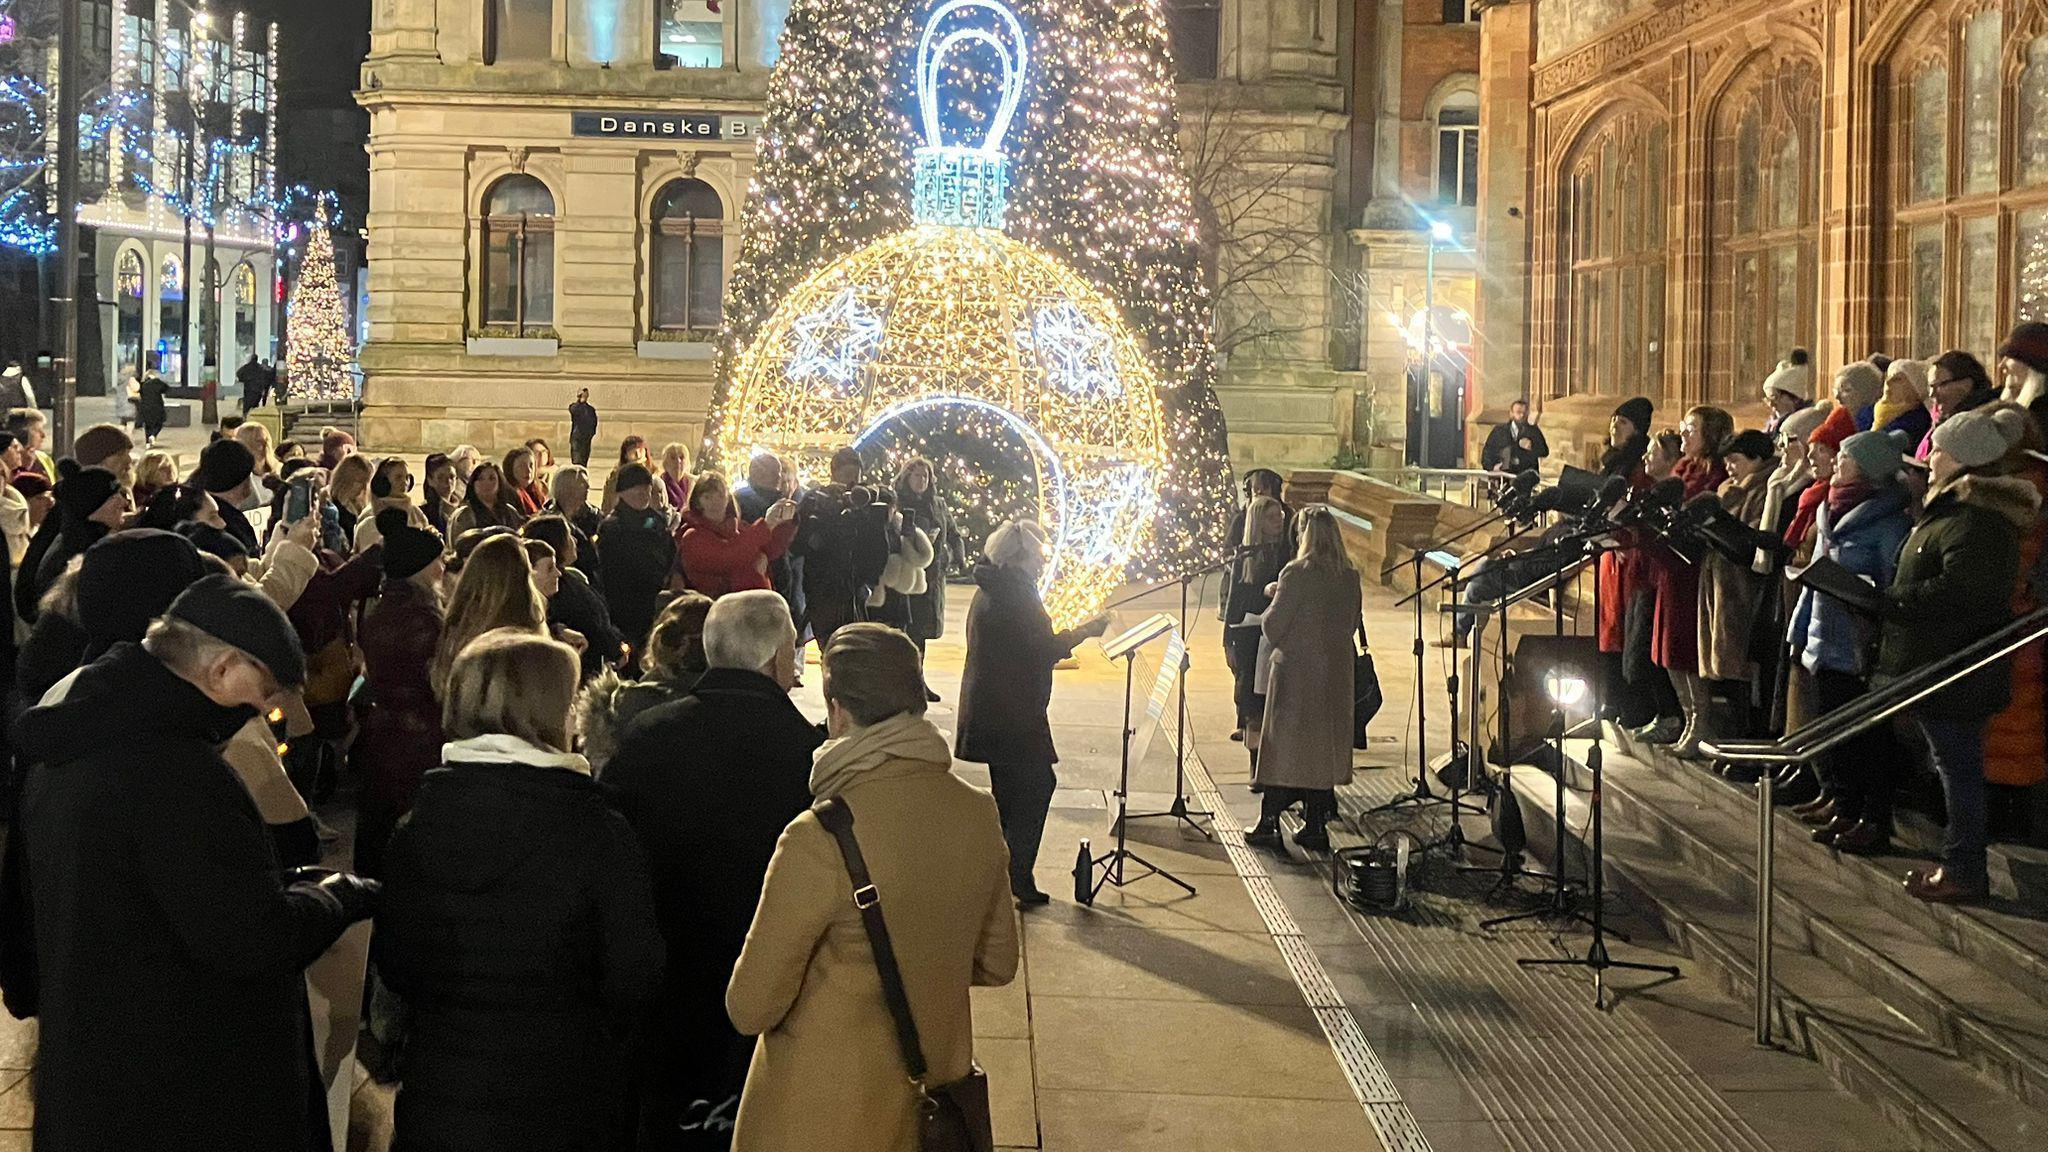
top-left (1787, 485), bottom-right (1911, 677)
top-left (677, 509), bottom-right (796, 598)
top-left (1877, 471), bottom-right (2040, 720)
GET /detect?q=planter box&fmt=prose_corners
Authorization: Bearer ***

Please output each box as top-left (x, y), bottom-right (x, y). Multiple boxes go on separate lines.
top-left (466, 336), bottom-right (559, 357)
top-left (637, 339), bottom-right (717, 361)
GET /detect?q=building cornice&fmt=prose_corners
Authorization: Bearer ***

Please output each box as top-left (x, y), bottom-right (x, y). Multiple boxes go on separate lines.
top-left (1530, 0), bottom-right (1824, 105)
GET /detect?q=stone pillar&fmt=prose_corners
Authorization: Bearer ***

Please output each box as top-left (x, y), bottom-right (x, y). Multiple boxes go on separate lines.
top-left (1474, 0), bottom-right (1533, 416)
top-left (556, 150), bottom-right (641, 349)
top-left (359, 136), bottom-right (467, 352)
top-left (370, 0), bottom-right (438, 61)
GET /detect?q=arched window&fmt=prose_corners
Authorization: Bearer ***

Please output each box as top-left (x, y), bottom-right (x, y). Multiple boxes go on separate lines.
top-left (1436, 91), bottom-right (1480, 208)
top-left (1886, 15), bottom-right (2048, 350)
top-left (115, 249), bottom-right (146, 382)
top-left (650, 178), bottom-right (725, 334)
top-left (484, 0), bottom-right (553, 65)
top-left (480, 175), bottom-right (555, 333)
top-left (1712, 57), bottom-right (1819, 401)
top-left (1562, 112), bottom-right (1668, 397)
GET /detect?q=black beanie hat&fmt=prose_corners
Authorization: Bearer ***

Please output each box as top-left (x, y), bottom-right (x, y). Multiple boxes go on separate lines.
top-left (614, 462), bottom-right (654, 493)
top-left (53, 462), bottom-right (123, 522)
top-left (197, 438), bottom-right (256, 493)
top-left (176, 520), bottom-right (251, 565)
top-left (377, 507), bottom-right (444, 580)
top-left (164, 573), bottom-right (307, 688)
top-left (1613, 397), bottom-right (1655, 433)
top-left (76, 529), bottom-right (209, 660)
top-left (2000, 321), bottom-right (2048, 377)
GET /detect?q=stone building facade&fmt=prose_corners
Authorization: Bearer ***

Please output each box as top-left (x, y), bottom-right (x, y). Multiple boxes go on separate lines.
top-left (1476, 0), bottom-right (2048, 465)
top-left (358, 0), bottom-right (1364, 462)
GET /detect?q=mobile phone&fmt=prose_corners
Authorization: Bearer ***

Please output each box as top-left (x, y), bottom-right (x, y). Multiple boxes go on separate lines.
top-left (285, 477), bottom-right (316, 523)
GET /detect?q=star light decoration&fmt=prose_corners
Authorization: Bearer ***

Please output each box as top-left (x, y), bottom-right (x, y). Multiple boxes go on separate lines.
top-left (710, 0), bottom-right (1235, 581)
top-left (787, 285), bottom-right (886, 390)
top-left (716, 0), bottom-right (1178, 626)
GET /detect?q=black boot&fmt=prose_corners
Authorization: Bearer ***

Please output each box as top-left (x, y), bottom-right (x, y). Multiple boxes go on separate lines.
top-left (1243, 817), bottom-right (1280, 847)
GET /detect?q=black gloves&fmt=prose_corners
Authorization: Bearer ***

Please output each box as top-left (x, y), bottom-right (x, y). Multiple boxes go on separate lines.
top-left (287, 869), bottom-right (382, 923)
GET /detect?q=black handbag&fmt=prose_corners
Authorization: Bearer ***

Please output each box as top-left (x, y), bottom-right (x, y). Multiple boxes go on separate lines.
top-left (815, 798), bottom-right (994, 1152)
top-left (1353, 626), bottom-right (1383, 750)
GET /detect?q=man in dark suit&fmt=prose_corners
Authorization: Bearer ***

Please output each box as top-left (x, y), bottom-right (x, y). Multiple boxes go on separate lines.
top-left (1481, 398), bottom-right (1549, 475)
top-left (603, 591), bottom-right (823, 1150)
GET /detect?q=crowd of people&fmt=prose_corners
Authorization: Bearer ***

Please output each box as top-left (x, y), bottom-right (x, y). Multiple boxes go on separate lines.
top-left (1586, 321), bottom-right (2048, 904)
top-left (0, 378), bottom-right (1162, 1151)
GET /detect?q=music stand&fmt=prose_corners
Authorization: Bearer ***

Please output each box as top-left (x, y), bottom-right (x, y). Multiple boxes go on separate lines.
top-left (1125, 574), bottom-right (1214, 838)
top-left (1078, 613), bottom-right (1197, 905)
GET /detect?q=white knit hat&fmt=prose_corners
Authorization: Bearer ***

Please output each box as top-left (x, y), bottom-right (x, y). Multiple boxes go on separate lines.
top-left (1833, 361), bottom-right (1886, 411)
top-left (1885, 358), bottom-right (1930, 402)
top-left (1763, 349), bottom-right (1815, 401)
top-left (1930, 409), bottom-right (2011, 468)
top-left (986, 519), bottom-right (1048, 569)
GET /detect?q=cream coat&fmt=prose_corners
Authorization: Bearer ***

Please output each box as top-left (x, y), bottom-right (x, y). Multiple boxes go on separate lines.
top-left (727, 714), bottom-right (1020, 1152)
top-left (1698, 468), bottom-right (1772, 681)
top-left (1256, 559), bottom-right (1364, 791)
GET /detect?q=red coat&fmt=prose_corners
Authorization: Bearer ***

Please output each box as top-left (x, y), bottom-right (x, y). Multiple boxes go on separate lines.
top-left (677, 509), bottom-right (797, 597)
top-left (1596, 464), bottom-right (1652, 652)
top-left (1651, 456), bottom-right (1727, 672)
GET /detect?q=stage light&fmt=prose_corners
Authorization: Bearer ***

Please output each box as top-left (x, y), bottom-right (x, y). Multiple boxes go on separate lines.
top-left (1544, 672), bottom-right (1588, 710)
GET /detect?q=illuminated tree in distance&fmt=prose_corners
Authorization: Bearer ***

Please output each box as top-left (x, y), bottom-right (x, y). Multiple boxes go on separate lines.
top-left (714, 0), bottom-right (1233, 575)
top-left (285, 201), bottom-right (355, 400)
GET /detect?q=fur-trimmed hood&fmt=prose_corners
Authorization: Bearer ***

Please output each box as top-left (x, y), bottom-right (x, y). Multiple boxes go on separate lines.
top-left (1930, 471), bottom-right (2043, 531)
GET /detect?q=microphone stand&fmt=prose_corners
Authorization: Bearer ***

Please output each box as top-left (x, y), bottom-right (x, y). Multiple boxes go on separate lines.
top-left (1367, 501), bottom-right (1527, 820)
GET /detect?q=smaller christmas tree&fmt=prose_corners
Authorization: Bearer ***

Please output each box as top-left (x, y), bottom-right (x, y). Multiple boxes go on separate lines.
top-left (285, 201), bottom-right (355, 401)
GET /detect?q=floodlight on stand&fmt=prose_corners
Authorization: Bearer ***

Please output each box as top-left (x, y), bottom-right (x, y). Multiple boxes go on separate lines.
top-left (1544, 671), bottom-right (1588, 710)
top-left (1429, 219), bottom-right (1456, 244)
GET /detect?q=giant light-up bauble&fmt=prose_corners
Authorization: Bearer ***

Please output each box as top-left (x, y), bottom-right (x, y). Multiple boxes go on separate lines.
top-left (716, 0), bottom-right (1169, 627)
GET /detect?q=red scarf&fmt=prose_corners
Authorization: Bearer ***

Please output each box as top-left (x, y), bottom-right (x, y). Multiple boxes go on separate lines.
top-left (1825, 480), bottom-right (1875, 523)
top-left (1785, 481), bottom-right (1827, 547)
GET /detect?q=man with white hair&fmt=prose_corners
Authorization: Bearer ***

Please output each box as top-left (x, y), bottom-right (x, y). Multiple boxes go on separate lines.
top-left (602, 589), bottom-right (826, 1146)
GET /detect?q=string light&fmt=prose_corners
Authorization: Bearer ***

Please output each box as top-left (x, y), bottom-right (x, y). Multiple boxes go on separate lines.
top-left (710, 0), bottom-right (1235, 610)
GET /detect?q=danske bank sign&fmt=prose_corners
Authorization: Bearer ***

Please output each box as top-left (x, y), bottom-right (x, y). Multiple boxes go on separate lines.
top-left (570, 111), bottom-right (763, 140)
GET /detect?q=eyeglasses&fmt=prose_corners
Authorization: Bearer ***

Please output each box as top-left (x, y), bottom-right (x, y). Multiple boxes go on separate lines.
top-left (1931, 376), bottom-right (1962, 388)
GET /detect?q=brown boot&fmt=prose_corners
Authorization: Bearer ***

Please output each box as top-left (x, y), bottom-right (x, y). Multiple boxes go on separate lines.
top-left (1904, 867), bottom-right (1987, 904)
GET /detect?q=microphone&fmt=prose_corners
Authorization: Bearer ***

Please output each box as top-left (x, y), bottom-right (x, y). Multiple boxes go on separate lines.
top-left (1510, 469), bottom-right (1540, 496)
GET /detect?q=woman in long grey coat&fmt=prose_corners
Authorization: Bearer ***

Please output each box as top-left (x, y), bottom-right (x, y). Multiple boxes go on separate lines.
top-left (1247, 506), bottom-right (1363, 851)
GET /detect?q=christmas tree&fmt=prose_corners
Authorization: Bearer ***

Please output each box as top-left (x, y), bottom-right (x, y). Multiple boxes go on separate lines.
top-left (714, 0), bottom-right (1233, 574)
top-left (285, 201), bottom-right (355, 401)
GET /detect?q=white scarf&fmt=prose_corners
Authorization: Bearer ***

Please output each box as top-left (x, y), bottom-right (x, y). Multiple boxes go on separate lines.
top-left (809, 711), bottom-right (954, 799)
top-left (443, 733), bottom-right (591, 776)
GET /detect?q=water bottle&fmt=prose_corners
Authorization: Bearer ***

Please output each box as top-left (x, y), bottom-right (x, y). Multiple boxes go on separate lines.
top-left (1073, 838), bottom-right (1093, 905)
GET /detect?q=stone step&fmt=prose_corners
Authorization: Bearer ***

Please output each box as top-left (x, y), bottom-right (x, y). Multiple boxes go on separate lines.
top-left (1611, 725), bottom-right (2048, 998)
top-left (1508, 759), bottom-right (2048, 1151)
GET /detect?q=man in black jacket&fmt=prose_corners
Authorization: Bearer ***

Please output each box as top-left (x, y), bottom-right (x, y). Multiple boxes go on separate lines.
top-left (604, 590), bottom-right (823, 1150)
top-left (0, 575), bottom-right (378, 1152)
top-left (1480, 398), bottom-right (1549, 475)
top-left (598, 463), bottom-right (677, 667)
top-left (791, 447), bottom-right (891, 646)
top-left (568, 388), bottom-right (599, 466)
top-left (524, 514), bottom-right (626, 678)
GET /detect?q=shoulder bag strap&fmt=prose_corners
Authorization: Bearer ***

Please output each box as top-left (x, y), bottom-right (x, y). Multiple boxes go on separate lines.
top-left (814, 797), bottom-right (931, 1085)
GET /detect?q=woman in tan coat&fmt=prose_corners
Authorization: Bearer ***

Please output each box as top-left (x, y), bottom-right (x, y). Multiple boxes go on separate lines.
top-left (728, 624), bottom-right (1020, 1152)
top-left (1247, 506), bottom-right (1363, 852)
top-left (1689, 429), bottom-right (1777, 753)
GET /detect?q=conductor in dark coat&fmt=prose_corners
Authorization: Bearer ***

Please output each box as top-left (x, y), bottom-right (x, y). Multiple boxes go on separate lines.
top-left (604, 590), bottom-right (823, 1149)
top-left (1481, 398), bottom-right (1550, 475)
top-left (0, 577), bottom-right (377, 1152)
top-left (954, 520), bottom-right (1107, 905)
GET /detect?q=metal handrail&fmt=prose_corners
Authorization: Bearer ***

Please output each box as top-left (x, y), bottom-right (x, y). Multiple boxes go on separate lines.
top-left (1698, 604), bottom-right (2048, 1047)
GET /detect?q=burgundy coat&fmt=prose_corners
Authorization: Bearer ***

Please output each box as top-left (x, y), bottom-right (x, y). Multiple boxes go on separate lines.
top-left (1650, 456), bottom-right (1726, 672)
top-left (357, 578), bottom-right (444, 816)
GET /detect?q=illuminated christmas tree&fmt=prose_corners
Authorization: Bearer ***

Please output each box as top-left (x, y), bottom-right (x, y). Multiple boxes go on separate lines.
top-left (285, 201), bottom-right (355, 401)
top-left (714, 0), bottom-right (1233, 576)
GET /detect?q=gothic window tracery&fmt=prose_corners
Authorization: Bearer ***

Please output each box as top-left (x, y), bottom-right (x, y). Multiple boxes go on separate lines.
top-left (1562, 111), bottom-right (1667, 397)
top-left (1713, 56), bottom-right (1819, 402)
